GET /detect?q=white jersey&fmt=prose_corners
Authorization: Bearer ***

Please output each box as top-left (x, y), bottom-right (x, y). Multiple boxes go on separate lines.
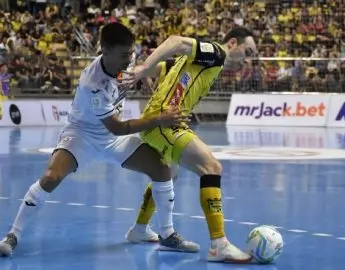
top-left (64, 55), bottom-right (126, 144)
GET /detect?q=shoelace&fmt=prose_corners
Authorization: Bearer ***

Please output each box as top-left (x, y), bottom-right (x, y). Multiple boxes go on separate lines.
top-left (168, 232), bottom-right (185, 246)
top-left (4, 234), bottom-right (17, 248)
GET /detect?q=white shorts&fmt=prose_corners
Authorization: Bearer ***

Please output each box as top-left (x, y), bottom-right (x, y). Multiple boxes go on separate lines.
top-left (54, 129), bottom-right (144, 171)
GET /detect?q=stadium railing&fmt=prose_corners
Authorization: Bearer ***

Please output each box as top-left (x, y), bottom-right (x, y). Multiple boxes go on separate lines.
top-left (5, 55), bottom-right (345, 100)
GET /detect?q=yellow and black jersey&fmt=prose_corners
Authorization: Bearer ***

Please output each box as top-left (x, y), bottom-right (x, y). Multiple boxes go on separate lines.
top-left (142, 39), bottom-right (226, 118)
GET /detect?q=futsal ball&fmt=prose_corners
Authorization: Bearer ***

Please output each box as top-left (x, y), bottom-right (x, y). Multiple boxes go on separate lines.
top-left (246, 225), bottom-right (284, 264)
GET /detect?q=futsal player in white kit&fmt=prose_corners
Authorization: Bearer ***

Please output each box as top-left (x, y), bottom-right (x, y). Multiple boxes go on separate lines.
top-left (0, 23), bottom-right (199, 256)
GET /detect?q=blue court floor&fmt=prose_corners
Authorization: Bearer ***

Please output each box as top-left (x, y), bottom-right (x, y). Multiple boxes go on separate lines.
top-left (0, 123), bottom-right (345, 270)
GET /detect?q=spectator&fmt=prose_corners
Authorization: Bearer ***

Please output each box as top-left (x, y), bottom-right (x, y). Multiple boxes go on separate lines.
top-left (52, 59), bottom-right (71, 92)
top-left (0, 63), bottom-right (11, 97)
top-left (1, 0), bottom-right (345, 95)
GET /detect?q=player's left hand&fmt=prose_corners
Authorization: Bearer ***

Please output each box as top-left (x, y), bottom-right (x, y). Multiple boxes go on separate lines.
top-left (118, 64), bottom-right (148, 87)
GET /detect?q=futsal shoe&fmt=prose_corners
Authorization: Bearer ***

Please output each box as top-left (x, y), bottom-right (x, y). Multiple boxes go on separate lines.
top-left (0, 233), bottom-right (18, 257)
top-left (207, 240), bottom-right (252, 263)
top-left (158, 232), bottom-right (200, 253)
top-left (125, 225), bottom-right (159, 243)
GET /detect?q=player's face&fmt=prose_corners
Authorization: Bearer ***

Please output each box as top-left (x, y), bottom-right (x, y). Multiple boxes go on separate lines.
top-left (225, 36), bottom-right (257, 72)
top-left (105, 44), bottom-right (135, 71)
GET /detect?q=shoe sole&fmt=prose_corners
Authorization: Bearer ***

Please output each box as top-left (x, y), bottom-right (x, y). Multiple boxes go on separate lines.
top-left (0, 244), bottom-right (12, 257)
top-left (207, 255), bottom-right (253, 264)
top-left (157, 245), bottom-right (200, 253)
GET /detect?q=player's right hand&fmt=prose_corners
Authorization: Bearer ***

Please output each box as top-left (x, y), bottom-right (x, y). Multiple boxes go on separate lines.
top-left (157, 107), bottom-right (191, 128)
top-left (118, 64), bottom-right (148, 88)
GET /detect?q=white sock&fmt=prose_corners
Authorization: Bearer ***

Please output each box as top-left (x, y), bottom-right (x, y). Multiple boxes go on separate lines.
top-left (151, 180), bottom-right (175, 239)
top-left (10, 180), bottom-right (49, 239)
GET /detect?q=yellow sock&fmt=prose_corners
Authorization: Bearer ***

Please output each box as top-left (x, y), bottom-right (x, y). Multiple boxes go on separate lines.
top-left (200, 175), bottom-right (225, 239)
top-left (136, 183), bottom-right (156, 225)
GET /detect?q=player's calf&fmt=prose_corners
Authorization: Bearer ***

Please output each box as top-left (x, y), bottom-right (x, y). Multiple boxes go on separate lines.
top-left (180, 138), bottom-right (228, 244)
top-left (0, 179), bottom-right (50, 257)
top-left (0, 149), bottom-right (77, 257)
top-left (123, 144), bottom-right (198, 251)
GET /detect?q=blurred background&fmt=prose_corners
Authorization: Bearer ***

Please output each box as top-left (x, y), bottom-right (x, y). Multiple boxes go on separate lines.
top-left (0, 0), bottom-right (344, 119)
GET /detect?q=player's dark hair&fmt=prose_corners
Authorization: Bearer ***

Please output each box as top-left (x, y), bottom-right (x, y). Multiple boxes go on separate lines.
top-left (100, 23), bottom-right (135, 49)
top-left (222, 27), bottom-right (254, 44)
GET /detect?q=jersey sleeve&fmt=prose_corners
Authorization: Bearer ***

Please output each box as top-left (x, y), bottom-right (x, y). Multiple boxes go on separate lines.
top-left (87, 89), bottom-right (115, 119)
top-left (187, 39), bottom-right (226, 67)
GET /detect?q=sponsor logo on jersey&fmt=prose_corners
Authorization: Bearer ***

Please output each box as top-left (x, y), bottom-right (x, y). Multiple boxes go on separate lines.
top-left (168, 72), bottom-right (191, 106)
top-left (200, 42), bottom-right (214, 53)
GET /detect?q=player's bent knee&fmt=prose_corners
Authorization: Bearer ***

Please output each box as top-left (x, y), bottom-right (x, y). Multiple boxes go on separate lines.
top-left (148, 163), bottom-right (171, 182)
top-left (40, 169), bottom-right (66, 193)
top-left (200, 157), bottom-right (223, 176)
top-left (212, 158), bottom-right (223, 175)
top-left (122, 144), bottom-right (172, 181)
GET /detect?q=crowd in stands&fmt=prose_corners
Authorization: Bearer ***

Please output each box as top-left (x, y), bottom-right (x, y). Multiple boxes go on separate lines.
top-left (1, 0), bottom-right (345, 96)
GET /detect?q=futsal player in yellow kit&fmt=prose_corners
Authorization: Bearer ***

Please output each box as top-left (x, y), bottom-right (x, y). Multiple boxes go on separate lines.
top-left (122, 27), bottom-right (258, 263)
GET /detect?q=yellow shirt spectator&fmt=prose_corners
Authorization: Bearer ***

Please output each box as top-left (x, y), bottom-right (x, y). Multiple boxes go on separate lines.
top-left (277, 50), bottom-right (288, 57)
top-left (294, 33), bottom-right (303, 44)
top-left (182, 24), bottom-right (195, 36)
top-left (36, 38), bottom-right (49, 55)
top-left (277, 49), bottom-right (288, 68)
top-left (308, 34), bottom-right (316, 42)
top-left (278, 10), bottom-right (292, 24)
top-left (11, 21), bottom-right (21, 32)
top-left (308, 6), bottom-right (319, 16)
top-left (196, 26), bottom-right (208, 38)
top-left (284, 28), bottom-right (292, 42)
top-left (328, 21), bottom-right (339, 37)
top-left (44, 32), bottom-right (54, 43)
top-left (291, 7), bottom-right (300, 16)
top-left (271, 33), bottom-right (281, 43)
top-left (45, 4), bottom-right (58, 13)
top-left (120, 16), bottom-right (130, 27)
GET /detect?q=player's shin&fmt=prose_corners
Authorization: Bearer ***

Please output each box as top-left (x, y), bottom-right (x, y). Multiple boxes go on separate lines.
top-left (151, 179), bottom-right (175, 239)
top-left (135, 183), bottom-right (156, 228)
top-left (10, 180), bottom-right (49, 239)
top-left (200, 175), bottom-right (226, 245)
top-left (134, 163), bottom-right (179, 228)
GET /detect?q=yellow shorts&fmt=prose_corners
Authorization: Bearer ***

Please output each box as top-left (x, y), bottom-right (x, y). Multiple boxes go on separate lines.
top-left (140, 126), bottom-right (197, 164)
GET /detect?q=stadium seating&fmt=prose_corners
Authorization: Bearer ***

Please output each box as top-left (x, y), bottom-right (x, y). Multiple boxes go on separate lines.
top-left (1, 0), bottom-right (345, 96)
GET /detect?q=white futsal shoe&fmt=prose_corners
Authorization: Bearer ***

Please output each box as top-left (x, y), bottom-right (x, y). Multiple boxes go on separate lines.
top-left (0, 233), bottom-right (18, 257)
top-left (207, 239), bottom-right (252, 263)
top-left (125, 225), bottom-right (159, 243)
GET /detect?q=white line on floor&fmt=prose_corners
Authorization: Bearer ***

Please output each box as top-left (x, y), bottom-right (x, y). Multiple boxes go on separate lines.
top-left (1, 196), bottom-right (343, 241)
top-left (66, 203), bottom-right (85, 206)
top-left (45, 201), bottom-right (60, 204)
top-left (287, 229), bottom-right (308, 233)
top-left (312, 233), bottom-right (332, 237)
top-left (92, 205), bottom-right (110, 209)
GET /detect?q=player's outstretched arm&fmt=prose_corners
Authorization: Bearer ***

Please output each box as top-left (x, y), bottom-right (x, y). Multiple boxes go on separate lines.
top-left (101, 107), bottom-right (189, 136)
top-left (120, 36), bottom-right (194, 85)
top-left (141, 35), bottom-right (194, 73)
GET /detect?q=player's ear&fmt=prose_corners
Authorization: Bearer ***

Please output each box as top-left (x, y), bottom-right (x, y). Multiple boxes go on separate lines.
top-left (227, 38), bottom-right (238, 50)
